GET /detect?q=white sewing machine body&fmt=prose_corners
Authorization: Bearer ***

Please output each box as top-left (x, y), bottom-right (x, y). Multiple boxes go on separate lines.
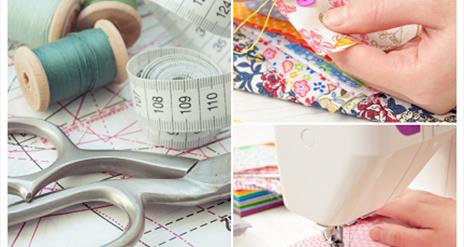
top-left (274, 126), bottom-right (456, 227)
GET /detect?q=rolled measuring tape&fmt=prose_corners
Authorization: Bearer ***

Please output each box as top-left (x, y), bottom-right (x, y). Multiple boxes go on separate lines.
top-left (8, 0), bottom-right (81, 48)
top-left (149, 0), bottom-right (232, 37)
top-left (14, 20), bottom-right (128, 112)
top-left (77, 0), bottom-right (142, 47)
top-left (127, 48), bottom-right (231, 149)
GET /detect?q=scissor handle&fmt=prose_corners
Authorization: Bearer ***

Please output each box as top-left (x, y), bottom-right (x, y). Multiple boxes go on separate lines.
top-left (8, 117), bottom-right (198, 202)
top-left (9, 180), bottom-right (145, 247)
top-left (9, 117), bottom-right (77, 154)
top-left (9, 178), bottom-right (230, 247)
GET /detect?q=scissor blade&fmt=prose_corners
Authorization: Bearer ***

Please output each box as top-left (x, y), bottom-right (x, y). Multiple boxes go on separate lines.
top-left (185, 153), bottom-right (230, 185)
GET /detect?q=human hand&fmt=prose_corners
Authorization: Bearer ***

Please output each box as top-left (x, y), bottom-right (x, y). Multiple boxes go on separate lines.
top-left (323, 0), bottom-right (456, 114)
top-left (369, 190), bottom-right (456, 247)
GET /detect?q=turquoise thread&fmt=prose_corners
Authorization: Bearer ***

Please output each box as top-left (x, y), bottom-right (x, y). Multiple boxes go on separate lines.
top-left (33, 29), bottom-right (118, 104)
top-left (8, 0), bottom-right (61, 48)
top-left (83, 0), bottom-right (138, 9)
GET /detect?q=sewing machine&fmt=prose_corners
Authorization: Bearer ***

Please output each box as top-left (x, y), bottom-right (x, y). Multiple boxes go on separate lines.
top-left (274, 125), bottom-right (456, 246)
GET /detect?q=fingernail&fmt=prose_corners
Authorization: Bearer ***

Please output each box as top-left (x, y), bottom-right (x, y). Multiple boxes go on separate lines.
top-left (369, 226), bottom-right (382, 241)
top-left (323, 8), bottom-right (345, 27)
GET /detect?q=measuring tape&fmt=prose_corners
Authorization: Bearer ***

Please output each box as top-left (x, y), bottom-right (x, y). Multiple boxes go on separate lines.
top-left (149, 0), bottom-right (231, 37)
top-left (127, 47), bottom-right (231, 149)
top-left (127, 1), bottom-right (232, 149)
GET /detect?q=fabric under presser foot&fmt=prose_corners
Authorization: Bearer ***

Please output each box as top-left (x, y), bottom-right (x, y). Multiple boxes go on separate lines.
top-left (323, 226), bottom-right (344, 247)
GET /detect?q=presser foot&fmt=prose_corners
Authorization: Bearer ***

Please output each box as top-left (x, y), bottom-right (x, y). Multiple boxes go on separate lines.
top-left (323, 226), bottom-right (344, 247)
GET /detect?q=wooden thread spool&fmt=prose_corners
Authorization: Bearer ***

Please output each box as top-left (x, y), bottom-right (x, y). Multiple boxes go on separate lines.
top-left (14, 20), bottom-right (128, 112)
top-left (76, 1), bottom-right (142, 47)
top-left (49, 0), bottom-right (82, 42)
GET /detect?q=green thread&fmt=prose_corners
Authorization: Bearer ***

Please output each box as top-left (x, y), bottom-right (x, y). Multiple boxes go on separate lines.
top-left (8, 0), bottom-right (61, 48)
top-left (33, 29), bottom-right (117, 104)
top-left (83, 0), bottom-right (138, 9)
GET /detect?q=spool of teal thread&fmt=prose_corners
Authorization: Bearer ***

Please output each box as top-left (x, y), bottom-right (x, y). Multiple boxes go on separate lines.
top-left (77, 0), bottom-right (142, 47)
top-left (14, 20), bottom-right (129, 112)
top-left (8, 0), bottom-right (81, 48)
top-left (34, 29), bottom-right (117, 103)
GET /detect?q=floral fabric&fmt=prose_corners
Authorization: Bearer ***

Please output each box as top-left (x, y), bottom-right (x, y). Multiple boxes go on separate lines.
top-left (275, 0), bottom-right (420, 56)
top-left (234, 26), bottom-right (456, 122)
top-left (234, 2), bottom-right (331, 61)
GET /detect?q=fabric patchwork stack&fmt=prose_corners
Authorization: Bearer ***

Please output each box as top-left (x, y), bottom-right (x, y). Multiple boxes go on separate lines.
top-left (234, 190), bottom-right (284, 217)
top-left (234, 143), bottom-right (283, 216)
top-left (233, 1), bottom-right (456, 122)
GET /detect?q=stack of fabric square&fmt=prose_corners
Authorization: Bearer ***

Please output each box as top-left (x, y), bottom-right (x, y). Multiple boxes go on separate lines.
top-left (233, 190), bottom-right (283, 217)
top-left (233, 143), bottom-right (283, 216)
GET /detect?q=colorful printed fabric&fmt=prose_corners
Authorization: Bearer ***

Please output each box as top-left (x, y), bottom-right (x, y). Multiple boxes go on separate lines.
top-left (234, 1), bottom-right (331, 62)
top-left (233, 143), bottom-right (284, 216)
top-left (234, 190), bottom-right (284, 216)
top-left (233, 143), bottom-right (282, 193)
top-left (233, 143), bottom-right (279, 172)
top-left (233, 26), bottom-right (457, 122)
top-left (235, 27), bottom-right (358, 114)
top-left (244, 0), bottom-right (287, 21)
top-left (275, 0), bottom-right (420, 56)
top-left (290, 219), bottom-right (388, 247)
top-left (260, 29), bottom-right (377, 96)
top-left (235, 176), bottom-right (282, 193)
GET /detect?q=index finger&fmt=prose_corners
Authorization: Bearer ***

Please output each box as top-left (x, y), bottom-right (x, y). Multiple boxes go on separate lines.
top-left (375, 199), bottom-right (436, 228)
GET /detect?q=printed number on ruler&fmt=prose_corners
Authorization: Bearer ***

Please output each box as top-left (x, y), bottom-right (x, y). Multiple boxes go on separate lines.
top-left (132, 76), bottom-right (230, 133)
top-left (128, 48), bottom-right (231, 133)
top-left (152, 0), bottom-right (231, 37)
top-left (144, 4), bottom-right (231, 71)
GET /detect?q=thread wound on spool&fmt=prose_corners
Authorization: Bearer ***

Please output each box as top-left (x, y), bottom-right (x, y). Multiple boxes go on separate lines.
top-left (83, 0), bottom-right (138, 9)
top-left (8, 0), bottom-right (81, 47)
top-left (14, 20), bottom-right (128, 112)
top-left (34, 29), bottom-right (117, 103)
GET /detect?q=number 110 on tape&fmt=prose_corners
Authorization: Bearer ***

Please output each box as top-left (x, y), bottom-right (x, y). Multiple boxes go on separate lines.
top-left (132, 76), bottom-right (231, 133)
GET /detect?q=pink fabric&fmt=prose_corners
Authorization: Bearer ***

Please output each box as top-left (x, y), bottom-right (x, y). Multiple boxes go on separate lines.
top-left (290, 219), bottom-right (389, 247)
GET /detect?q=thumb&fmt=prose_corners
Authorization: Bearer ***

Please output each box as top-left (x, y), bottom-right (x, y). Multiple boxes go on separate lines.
top-left (323, 0), bottom-right (441, 34)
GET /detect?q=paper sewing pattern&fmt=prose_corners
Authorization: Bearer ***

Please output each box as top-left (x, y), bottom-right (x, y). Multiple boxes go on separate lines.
top-left (275, 0), bottom-right (420, 55)
top-left (290, 219), bottom-right (388, 247)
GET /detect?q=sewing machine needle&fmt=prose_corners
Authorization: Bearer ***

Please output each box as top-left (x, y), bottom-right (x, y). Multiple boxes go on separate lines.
top-left (323, 225), bottom-right (344, 247)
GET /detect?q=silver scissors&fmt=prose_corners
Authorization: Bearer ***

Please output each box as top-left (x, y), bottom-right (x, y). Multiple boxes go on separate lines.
top-left (8, 117), bottom-right (231, 247)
